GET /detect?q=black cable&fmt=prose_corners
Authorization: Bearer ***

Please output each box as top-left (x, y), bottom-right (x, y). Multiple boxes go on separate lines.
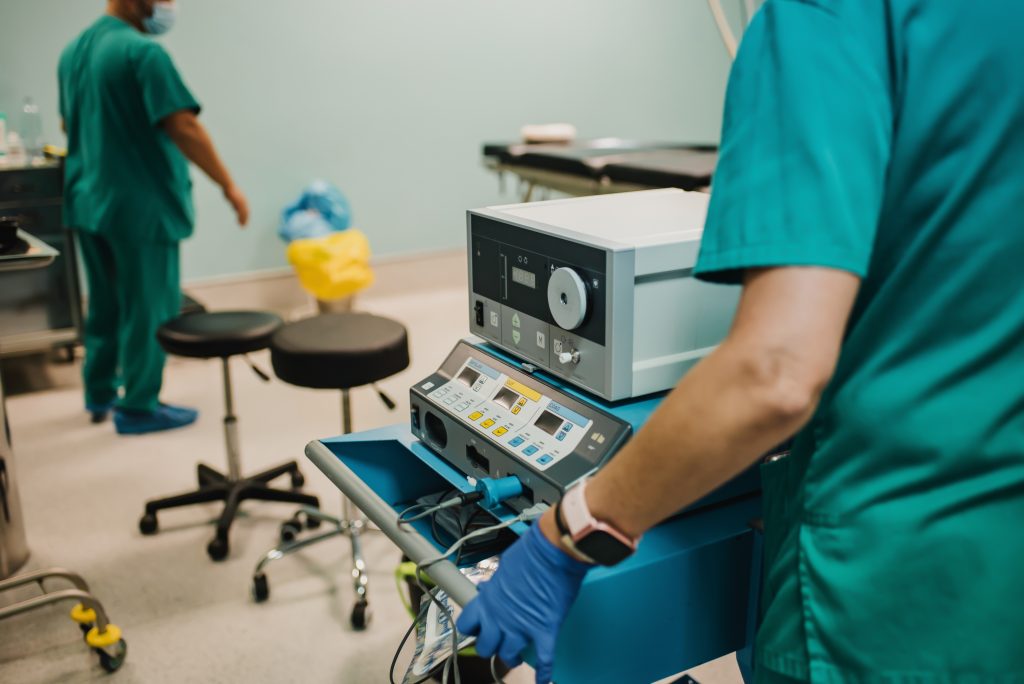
top-left (431, 507), bottom-right (447, 548)
top-left (389, 596), bottom-right (456, 684)
top-left (389, 602), bottom-right (425, 684)
top-left (394, 492), bottom-right (526, 684)
top-left (401, 490), bottom-right (486, 529)
top-left (414, 573), bottom-right (462, 684)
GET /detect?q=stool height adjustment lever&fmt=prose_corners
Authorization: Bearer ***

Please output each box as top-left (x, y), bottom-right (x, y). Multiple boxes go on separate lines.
top-left (244, 355), bottom-right (272, 383)
top-left (373, 384), bottom-right (397, 411)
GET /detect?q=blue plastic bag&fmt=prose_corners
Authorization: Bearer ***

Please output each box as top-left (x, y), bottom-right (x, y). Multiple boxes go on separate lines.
top-left (279, 180), bottom-right (352, 243)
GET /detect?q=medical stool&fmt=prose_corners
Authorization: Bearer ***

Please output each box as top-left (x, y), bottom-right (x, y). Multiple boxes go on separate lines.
top-left (249, 312), bottom-right (409, 630)
top-left (138, 311), bottom-right (321, 562)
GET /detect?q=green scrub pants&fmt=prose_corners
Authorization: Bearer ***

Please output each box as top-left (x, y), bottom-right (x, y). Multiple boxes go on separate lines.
top-left (77, 231), bottom-right (180, 412)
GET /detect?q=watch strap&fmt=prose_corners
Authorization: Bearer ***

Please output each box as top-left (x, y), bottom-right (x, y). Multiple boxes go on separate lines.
top-left (560, 479), bottom-right (640, 565)
top-left (554, 497), bottom-right (596, 564)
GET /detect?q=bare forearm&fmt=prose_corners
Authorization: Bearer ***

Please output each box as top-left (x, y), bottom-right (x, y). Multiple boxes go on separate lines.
top-left (551, 267), bottom-right (861, 545)
top-left (164, 114), bottom-right (235, 190)
top-left (586, 341), bottom-right (817, 538)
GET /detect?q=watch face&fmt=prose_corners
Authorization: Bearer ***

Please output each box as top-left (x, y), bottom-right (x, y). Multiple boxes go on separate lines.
top-left (577, 530), bottom-right (632, 566)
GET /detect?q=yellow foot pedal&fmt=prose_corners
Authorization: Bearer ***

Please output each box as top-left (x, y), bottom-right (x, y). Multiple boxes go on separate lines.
top-left (70, 603), bottom-right (97, 625)
top-left (86, 623), bottom-right (123, 649)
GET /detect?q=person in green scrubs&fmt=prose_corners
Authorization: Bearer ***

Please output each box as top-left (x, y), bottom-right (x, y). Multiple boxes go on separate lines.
top-left (59, 0), bottom-right (248, 435)
top-left (458, 1), bottom-right (1024, 682)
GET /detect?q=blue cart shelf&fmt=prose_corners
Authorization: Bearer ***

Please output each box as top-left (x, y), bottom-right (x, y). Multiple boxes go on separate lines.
top-left (307, 424), bottom-right (760, 684)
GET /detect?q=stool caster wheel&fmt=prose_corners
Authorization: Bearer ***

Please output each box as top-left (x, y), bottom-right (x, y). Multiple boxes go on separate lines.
top-left (139, 513), bottom-right (158, 536)
top-left (95, 639), bottom-right (128, 673)
top-left (291, 471), bottom-right (305, 489)
top-left (207, 536), bottom-right (229, 562)
top-left (350, 600), bottom-right (371, 631)
top-left (280, 517), bottom-right (302, 543)
top-left (251, 573), bottom-right (270, 603)
top-left (305, 513), bottom-right (322, 530)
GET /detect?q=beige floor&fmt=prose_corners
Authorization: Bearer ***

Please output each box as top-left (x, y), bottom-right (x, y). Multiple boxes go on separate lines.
top-left (0, 279), bottom-right (742, 684)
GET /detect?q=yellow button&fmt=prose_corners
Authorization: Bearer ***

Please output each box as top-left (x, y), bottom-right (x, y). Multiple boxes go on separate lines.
top-left (511, 406), bottom-right (521, 415)
top-left (492, 427), bottom-right (508, 436)
top-left (516, 398), bottom-right (527, 407)
top-left (469, 411), bottom-right (483, 421)
top-left (481, 419), bottom-right (496, 429)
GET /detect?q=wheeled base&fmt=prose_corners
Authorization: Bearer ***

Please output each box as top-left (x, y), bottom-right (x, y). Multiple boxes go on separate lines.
top-left (251, 504), bottom-right (374, 630)
top-left (139, 461), bottom-right (320, 561)
top-left (0, 568), bottom-right (127, 673)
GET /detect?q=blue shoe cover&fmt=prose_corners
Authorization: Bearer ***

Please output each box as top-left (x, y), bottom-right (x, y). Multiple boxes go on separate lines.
top-left (86, 401), bottom-right (116, 424)
top-left (158, 403), bottom-right (201, 422)
top-left (114, 404), bottom-right (199, 435)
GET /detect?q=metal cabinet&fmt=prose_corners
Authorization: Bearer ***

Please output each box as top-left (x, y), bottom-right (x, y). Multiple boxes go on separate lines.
top-left (0, 161), bottom-right (82, 356)
top-left (0, 231), bottom-right (56, 578)
top-left (0, 369), bottom-right (29, 578)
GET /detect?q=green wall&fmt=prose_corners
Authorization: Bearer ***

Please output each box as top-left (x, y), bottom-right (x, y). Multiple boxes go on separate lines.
top-left (0, 0), bottom-right (732, 282)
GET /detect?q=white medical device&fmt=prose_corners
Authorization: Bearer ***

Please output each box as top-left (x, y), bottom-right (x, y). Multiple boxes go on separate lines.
top-left (467, 189), bottom-right (739, 401)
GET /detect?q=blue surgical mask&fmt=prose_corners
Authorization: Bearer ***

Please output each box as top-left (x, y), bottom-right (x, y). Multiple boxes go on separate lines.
top-left (143, 1), bottom-right (177, 35)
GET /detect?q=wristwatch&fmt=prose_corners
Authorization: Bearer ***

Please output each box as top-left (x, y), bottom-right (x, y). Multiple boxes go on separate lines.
top-left (554, 479), bottom-right (640, 566)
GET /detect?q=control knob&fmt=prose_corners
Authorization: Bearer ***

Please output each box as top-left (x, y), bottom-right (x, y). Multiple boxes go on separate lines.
top-left (547, 267), bottom-right (588, 331)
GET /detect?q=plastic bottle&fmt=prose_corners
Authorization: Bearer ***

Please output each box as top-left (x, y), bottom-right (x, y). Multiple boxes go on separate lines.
top-left (20, 97), bottom-right (43, 158)
top-left (6, 132), bottom-right (26, 166)
top-left (0, 113), bottom-right (7, 160)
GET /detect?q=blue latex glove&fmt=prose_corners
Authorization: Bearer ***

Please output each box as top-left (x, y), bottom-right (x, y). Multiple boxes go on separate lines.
top-left (457, 523), bottom-right (591, 683)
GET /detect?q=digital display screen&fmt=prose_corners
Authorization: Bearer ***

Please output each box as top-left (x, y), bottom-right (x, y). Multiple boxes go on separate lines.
top-left (511, 266), bottom-right (536, 289)
top-left (456, 367), bottom-right (481, 387)
top-left (493, 387), bottom-right (519, 410)
top-left (533, 410), bottom-right (564, 436)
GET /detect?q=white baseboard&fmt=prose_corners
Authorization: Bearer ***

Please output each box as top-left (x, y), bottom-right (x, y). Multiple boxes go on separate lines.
top-left (182, 248), bottom-right (468, 317)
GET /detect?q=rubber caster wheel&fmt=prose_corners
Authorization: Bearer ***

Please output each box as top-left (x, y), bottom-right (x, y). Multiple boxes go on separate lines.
top-left (138, 514), bottom-right (158, 536)
top-left (280, 518), bottom-right (302, 543)
top-left (95, 639), bottom-right (127, 673)
top-left (251, 573), bottom-right (270, 603)
top-left (350, 600), bottom-right (371, 631)
top-left (291, 472), bottom-right (305, 489)
top-left (305, 512), bottom-right (322, 530)
top-left (207, 537), bottom-right (229, 562)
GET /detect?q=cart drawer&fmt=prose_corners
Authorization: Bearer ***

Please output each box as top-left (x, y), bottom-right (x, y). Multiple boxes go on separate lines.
top-left (0, 203), bottom-right (62, 234)
top-left (0, 168), bottom-right (62, 204)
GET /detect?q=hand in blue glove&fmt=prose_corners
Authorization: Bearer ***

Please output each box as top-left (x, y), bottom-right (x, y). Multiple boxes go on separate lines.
top-left (457, 522), bottom-right (592, 683)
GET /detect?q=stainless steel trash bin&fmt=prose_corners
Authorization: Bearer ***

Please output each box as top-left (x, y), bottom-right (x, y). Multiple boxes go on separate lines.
top-left (0, 385), bottom-right (29, 579)
top-left (0, 227), bottom-right (59, 579)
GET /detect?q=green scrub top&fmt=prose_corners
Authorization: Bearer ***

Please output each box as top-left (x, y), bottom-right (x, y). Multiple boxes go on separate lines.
top-left (59, 15), bottom-right (200, 244)
top-left (694, 1), bottom-right (1024, 681)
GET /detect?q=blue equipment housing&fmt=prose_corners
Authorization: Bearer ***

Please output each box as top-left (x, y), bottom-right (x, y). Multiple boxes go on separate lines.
top-left (306, 341), bottom-right (762, 684)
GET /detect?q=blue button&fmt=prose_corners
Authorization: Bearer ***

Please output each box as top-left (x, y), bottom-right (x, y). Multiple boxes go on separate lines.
top-left (537, 454), bottom-right (553, 465)
top-left (509, 436), bottom-right (525, 448)
top-left (523, 445), bottom-right (539, 456)
top-left (556, 433), bottom-right (566, 441)
top-left (562, 423), bottom-right (573, 432)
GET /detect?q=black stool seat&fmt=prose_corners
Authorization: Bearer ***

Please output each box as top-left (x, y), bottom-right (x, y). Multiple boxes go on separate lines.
top-left (158, 311), bottom-right (283, 359)
top-left (271, 313), bottom-right (410, 389)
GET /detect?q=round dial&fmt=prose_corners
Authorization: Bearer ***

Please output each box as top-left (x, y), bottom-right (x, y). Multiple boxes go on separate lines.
top-left (547, 267), bottom-right (589, 330)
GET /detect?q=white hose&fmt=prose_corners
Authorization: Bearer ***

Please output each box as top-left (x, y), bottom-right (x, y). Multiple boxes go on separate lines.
top-left (707, 0), bottom-right (739, 59)
top-left (744, 0), bottom-right (758, 23)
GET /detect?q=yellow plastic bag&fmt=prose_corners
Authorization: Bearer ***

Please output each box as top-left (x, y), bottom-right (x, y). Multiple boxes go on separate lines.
top-left (287, 230), bottom-right (374, 301)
